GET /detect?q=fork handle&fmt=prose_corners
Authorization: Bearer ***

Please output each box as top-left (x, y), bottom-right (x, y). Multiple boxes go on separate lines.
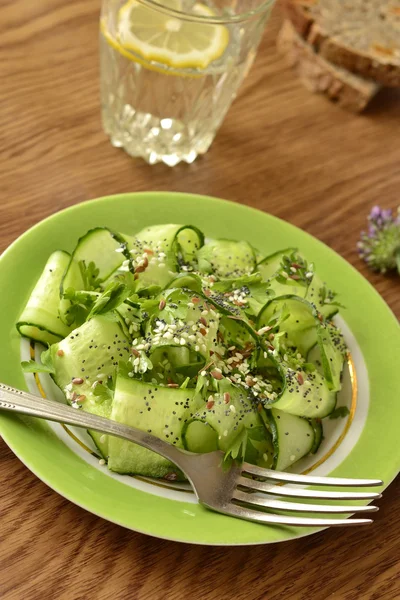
top-left (0, 383), bottom-right (187, 467)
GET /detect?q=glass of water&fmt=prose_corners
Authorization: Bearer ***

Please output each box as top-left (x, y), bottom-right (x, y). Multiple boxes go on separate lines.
top-left (100, 0), bottom-right (275, 166)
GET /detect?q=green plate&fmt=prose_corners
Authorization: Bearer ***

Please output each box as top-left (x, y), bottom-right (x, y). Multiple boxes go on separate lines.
top-left (0, 192), bottom-right (399, 545)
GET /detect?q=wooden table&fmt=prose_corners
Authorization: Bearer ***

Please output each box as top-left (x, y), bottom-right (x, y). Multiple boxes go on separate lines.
top-left (1, 2), bottom-right (399, 598)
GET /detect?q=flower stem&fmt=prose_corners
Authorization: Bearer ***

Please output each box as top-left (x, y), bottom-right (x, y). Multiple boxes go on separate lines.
top-left (396, 248), bottom-right (400, 276)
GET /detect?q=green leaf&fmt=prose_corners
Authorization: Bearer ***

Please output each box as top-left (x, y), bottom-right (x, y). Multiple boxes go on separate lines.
top-left (79, 260), bottom-right (102, 291)
top-left (180, 376), bottom-right (190, 389)
top-left (213, 273), bottom-right (263, 293)
top-left (62, 288), bottom-right (98, 326)
top-left (328, 406), bottom-right (350, 419)
top-left (223, 428), bottom-right (248, 463)
top-left (88, 282), bottom-right (132, 319)
top-left (137, 285), bottom-right (162, 298)
top-left (21, 360), bottom-right (54, 374)
top-left (21, 348), bottom-right (55, 374)
top-left (92, 382), bottom-right (113, 403)
top-left (118, 360), bottom-right (133, 378)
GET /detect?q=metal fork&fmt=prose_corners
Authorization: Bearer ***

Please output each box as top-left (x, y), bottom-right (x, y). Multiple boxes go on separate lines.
top-left (0, 383), bottom-right (383, 527)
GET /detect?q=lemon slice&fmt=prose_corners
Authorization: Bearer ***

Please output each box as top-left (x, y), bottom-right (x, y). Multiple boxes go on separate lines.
top-left (117, 0), bottom-right (229, 70)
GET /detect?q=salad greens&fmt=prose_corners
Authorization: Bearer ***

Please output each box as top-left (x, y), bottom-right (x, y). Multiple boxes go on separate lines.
top-left (17, 224), bottom-right (348, 480)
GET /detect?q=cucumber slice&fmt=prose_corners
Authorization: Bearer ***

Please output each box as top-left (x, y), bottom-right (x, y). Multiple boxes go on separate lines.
top-left (17, 250), bottom-right (73, 345)
top-left (197, 239), bottom-right (256, 279)
top-left (165, 273), bottom-right (203, 293)
top-left (218, 316), bottom-right (255, 349)
top-left (270, 362), bottom-right (337, 418)
top-left (257, 248), bottom-right (298, 280)
top-left (60, 228), bottom-right (130, 326)
top-left (317, 322), bottom-right (346, 392)
top-left (182, 420), bottom-right (219, 453)
top-left (257, 248), bottom-right (307, 298)
top-left (126, 224), bottom-right (204, 288)
top-left (257, 295), bottom-right (318, 356)
top-left (266, 408), bottom-right (314, 470)
top-left (307, 273), bottom-right (339, 319)
top-left (108, 376), bottom-right (198, 478)
top-left (310, 418), bottom-right (323, 454)
top-left (258, 248), bottom-right (340, 319)
top-left (65, 227), bottom-right (129, 285)
top-left (51, 315), bottom-right (131, 457)
top-left (192, 381), bottom-right (263, 453)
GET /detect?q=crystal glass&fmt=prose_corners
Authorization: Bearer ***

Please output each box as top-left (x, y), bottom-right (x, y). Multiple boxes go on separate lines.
top-left (100, 0), bottom-right (275, 166)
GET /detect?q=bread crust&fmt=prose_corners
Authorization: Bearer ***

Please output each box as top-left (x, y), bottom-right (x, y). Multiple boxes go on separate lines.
top-left (277, 20), bottom-right (381, 112)
top-left (280, 0), bottom-right (400, 87)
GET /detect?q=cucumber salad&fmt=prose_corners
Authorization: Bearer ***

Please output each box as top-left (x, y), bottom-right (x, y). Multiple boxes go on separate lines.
top-left (18, 224), bottom-right (347, 480)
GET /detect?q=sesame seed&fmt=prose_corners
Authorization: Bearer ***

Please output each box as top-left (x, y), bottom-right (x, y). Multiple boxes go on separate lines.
top-left (99, 459), bottom-right (106, 466)
top-left (257, 326), bottom-right (272, 335)
top-left (57, 349), bottom-right (64, 357)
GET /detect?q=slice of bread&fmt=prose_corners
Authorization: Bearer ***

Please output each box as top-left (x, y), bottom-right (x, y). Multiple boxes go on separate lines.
top-left (280, 0), bottom-right (400, 87)
top-left (277, 20), bottom-right (381, 112)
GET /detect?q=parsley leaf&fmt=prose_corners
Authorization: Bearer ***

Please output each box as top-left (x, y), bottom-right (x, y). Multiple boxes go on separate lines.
top-left (62, 288), bottom-right (97, 326)
top-left (21, 348), bottom-right (55, 374)
top-left (223, 428), bottom-right (248, 465)
top-left (328, 406), bottom-right (350, 419)
top-left (88, 282), bottom-right (132, 319)
top-left (92, 382), bottom-right (113, 403)
top-left (79, 260), bottom-right (102, 291)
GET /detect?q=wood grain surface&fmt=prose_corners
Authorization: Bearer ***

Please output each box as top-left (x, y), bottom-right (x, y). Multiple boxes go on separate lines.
top-left (1, 2), bottom-right (399, 599)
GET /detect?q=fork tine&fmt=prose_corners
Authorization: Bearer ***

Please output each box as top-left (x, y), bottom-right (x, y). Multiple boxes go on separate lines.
top-left (233, 490), bottom-right (379, 514)
top-left (241, 463), bottom-right (383, 488)
top-left (237, 476), bottom-right (382, 500)
top-left (220, 504), bottom-right (374, 527)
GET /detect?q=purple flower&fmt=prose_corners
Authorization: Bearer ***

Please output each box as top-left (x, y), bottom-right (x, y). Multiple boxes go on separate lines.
top-left (358, 206), bottom-right (400, 274)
